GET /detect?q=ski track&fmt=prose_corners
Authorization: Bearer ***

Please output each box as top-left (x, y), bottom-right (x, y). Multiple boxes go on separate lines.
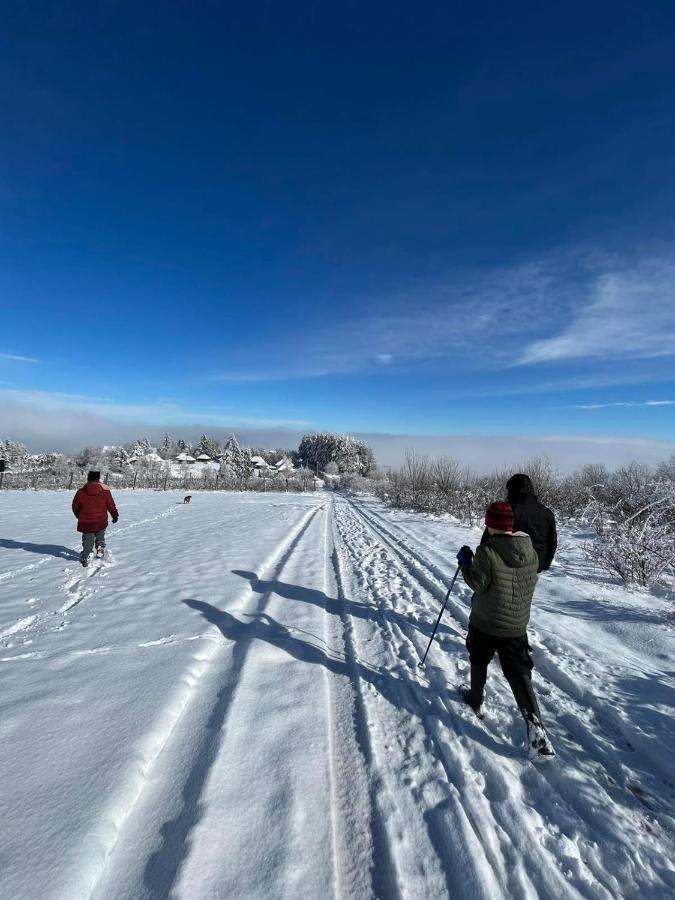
top-left (332, 496), bottom-right (578, 899)
top-left (1, 491), bottom-right (673, 899)
top-left (77, 503), bottom-right (324, 900)
top-left (334, 495), bottom-right (674, 898)
top-left (352, 500), bottom-right (675, 821)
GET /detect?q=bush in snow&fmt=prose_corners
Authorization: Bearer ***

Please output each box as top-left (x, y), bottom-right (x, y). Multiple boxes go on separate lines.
top-left (656, 455), bottom-right (675, 482)
top-left (583, 479), bottom-right (675, 587)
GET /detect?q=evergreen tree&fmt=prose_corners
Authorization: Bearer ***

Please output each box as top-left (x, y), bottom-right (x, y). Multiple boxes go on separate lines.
top-left (110, 446), bottom-right (132, 472)
top-left (220, 434), bottom-right (251, 480)
top-left (196, 434), bottom-right (219, 458)
top-left (160, 433), bottom-right (176, 459)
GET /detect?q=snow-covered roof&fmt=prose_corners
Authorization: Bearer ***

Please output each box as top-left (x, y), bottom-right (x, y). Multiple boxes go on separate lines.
top-left (176, 452), bottom-right (189, 461)
top-left (274, 457), bottom-right (295, 472)
top-left (145, 452), bottom-right (163, 462)
top-left (196, 453), bottom-right (212, 461)
top-left (185, 455), bottom-right (196, 462)
top-left (250, 455), bottom-right (270, 467)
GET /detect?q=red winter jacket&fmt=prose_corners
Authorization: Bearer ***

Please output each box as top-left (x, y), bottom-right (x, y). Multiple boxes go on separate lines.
top-left (72, 482), bottom-right (118, 533)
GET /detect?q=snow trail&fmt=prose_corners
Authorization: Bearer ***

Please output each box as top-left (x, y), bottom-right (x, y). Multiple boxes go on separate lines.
top-left (86, 503), bottom-right (324, 900)
top-left (0, 490), bottom-right (672, 899)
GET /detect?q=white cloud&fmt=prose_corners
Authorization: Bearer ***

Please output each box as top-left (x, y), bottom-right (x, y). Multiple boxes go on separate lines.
top-left (570, 400), bottom-right (675, 410)
top-left (0, 389), bottom-right (309, 431)
top-left (0, 353), bottom-right (40, 363)
top-left (208, 260), bottom-right (564, 381)
top-left (206, 254), bottom-right (675, 383)
top-left (518, 259), bottom-right (675, 365)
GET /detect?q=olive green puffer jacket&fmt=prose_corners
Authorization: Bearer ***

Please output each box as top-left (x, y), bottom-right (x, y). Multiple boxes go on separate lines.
top-left (460, 532), bottom-right (539, 638)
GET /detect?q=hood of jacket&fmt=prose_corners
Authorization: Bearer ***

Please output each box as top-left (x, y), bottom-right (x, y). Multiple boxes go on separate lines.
top-left (487, 532), bottom-right (535, 568)
top-left (83, 482), bottom-right (106, 496)
top-left (506, 473), bottom-right (536, 504)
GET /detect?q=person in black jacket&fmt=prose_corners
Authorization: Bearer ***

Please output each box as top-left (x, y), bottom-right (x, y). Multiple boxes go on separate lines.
top-left (481, 473), bottom-right (557, 572)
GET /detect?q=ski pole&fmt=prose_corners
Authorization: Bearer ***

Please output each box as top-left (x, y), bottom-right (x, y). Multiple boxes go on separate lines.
top-left (418, 565), bottom-right (461, 668)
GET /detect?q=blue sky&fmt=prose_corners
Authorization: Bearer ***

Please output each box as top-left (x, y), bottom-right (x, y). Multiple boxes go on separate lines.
top-left (1, 2), bottom-right (675, 458)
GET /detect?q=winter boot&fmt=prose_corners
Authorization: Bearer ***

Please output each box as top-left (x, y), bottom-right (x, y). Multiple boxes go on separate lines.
top-left (525, 719), bottom-right (555, 760)
top-left (96, 546), bottom-right (105, 559)
top-left (461, 664), bottom-right (487, 719)
top-left (507, 674), bottom-right (555, 759)
top-left (80, 552), bottom-right (89, 568)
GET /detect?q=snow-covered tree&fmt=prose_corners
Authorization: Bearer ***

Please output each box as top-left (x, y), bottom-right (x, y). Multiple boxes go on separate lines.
top-left (655, 455), bottom-right (675, 483)
top-left (159, 433), bottom-right (177, 460)
top-left (298, 433), bottom-right (375, 475)
top-left (196, 434), bottom-right (220, 459)
top-left (109, 446), bottom-right (132, 473)
top-left (220, 434), bottom-right (251, 481)
top-left (0, 438), bottom-right (29, 466)
top-left (130, 436), bottom-right (155, 458)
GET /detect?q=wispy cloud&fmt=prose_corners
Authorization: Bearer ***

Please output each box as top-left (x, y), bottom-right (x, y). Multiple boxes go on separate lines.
top-left (208, 252), bottom-right (675, 387)
top-left (280, 262), bottom-right (560, 378)
top-left (208, 260), bottom-right (564, 382)
top-left (0, 389), bottom-right (309, 430)
top-left (0, 352), bottom-right (41, 363)
top-left (518, 258), bottom-right (675, 365)
top-left (571, 400), bottom-right (675, 410)
top-left (212, 369), bottom-right (332, 383)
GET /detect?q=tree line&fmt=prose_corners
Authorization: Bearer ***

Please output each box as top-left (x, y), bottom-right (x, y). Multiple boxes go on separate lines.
top-left (0, 431), bottom-right (377, 478)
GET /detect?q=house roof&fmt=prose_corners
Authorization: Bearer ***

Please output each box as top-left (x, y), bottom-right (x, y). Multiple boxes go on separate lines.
top-left (274, 456), bottom-right (295, 471)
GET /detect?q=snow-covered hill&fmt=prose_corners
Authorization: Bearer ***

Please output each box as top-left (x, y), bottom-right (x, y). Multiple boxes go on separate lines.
top-left (0, 491), bottom-right (673, 898)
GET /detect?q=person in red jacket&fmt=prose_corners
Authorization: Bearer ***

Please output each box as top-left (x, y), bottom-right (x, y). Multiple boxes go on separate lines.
top-left (72, 470), bottom-right (119, 566)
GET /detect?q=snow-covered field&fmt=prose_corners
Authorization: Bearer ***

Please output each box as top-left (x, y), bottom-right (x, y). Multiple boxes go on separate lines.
top-left (1, 489), bottom-right (673, 899)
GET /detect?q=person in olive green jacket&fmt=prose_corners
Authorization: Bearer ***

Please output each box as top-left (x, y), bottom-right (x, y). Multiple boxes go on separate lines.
top-left (457, 501), bottom-right (555, 759)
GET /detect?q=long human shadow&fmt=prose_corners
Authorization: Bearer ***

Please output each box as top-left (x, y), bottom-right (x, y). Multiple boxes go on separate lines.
top-left (183, 597), bottom-right (442, 718)
top-left (157, 599), bottom-right (510, 897)
top-left (0, 538), bottom-right (80, 561)
top-left (184, 598), bottom-right (508, 752)
top-left (231, 568), bottom-right (458, 640)
top-left (142, 599), bottom-right (254, 897)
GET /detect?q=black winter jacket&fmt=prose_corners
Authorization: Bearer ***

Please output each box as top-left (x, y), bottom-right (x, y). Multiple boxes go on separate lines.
top-left (481, 494), bottom-right (557, 572)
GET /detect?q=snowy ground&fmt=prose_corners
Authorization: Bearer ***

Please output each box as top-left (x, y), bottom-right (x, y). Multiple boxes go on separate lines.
top-left (0, 489), bottom-right (673, 900)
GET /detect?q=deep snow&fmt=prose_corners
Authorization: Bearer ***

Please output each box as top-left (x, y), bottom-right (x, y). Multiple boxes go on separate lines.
top-left (0, 490), bottom-right (673, 899)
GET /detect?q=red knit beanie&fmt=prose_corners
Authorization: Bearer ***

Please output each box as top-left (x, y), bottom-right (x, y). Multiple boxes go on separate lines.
top-left (485, 501), bottom-right (514, 532)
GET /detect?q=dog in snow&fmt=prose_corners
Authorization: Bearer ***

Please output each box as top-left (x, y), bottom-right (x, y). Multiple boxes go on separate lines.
top-left (183, 495), bottom-right (192, 505)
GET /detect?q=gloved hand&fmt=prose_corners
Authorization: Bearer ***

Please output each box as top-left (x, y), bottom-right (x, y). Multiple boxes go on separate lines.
top-left (112, 515), bottom-right (118, 524)
top-left (456, 545), bottom-right (473, 567)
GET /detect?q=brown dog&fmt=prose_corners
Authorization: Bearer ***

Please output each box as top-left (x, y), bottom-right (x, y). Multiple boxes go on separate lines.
top-left (183, 495), bottom-right (192, 505)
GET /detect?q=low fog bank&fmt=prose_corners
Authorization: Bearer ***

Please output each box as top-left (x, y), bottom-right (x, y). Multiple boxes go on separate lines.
top-left (2, 404), bottom-right (674, 473)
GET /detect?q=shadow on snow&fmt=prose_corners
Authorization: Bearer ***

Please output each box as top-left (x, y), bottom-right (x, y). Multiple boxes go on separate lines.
top-left (0, 538), bottom-right (80, 561)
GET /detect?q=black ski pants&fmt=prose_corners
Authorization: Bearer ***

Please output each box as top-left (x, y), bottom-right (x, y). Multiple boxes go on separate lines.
top-left (466, 622), bottom-right (534, 680)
